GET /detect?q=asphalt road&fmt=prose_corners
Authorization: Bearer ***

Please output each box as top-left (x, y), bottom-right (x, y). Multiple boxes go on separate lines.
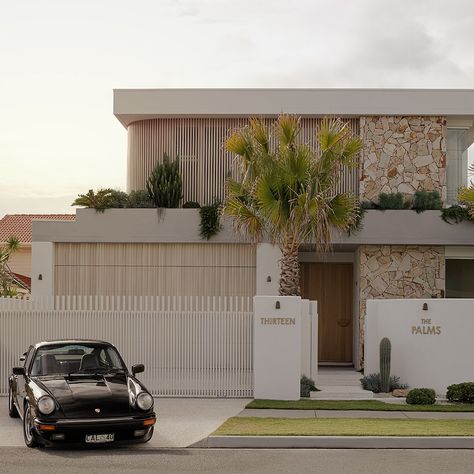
top-left (1, 447), bottom-right (474, 474)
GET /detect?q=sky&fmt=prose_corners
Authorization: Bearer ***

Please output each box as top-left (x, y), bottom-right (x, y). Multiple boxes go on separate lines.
top-left (1, 0), bottom-right (474, 217)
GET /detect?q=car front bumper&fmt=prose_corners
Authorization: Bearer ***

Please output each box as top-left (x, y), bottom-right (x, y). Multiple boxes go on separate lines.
top-left (33, 413), bottom-right (156, 446)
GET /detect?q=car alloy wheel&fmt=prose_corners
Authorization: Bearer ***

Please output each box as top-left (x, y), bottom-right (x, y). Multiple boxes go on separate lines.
top-left (8, 385), bottom-right (19, 418)
top-left (23, 403), bottom-right (38, 448)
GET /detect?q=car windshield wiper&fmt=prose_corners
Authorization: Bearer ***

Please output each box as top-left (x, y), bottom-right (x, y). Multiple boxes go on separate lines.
top-left (66, 368), bottom-right (126, 378)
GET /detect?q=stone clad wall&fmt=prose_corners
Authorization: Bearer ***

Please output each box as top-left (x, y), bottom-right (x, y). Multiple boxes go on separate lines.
top-left (360, 116), bottom-right (447, 202)
top-left (358, 245), bottom-right (445, 366)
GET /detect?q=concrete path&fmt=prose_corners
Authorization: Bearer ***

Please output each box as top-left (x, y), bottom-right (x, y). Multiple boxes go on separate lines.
top-left (0, 397), bottom-right (249, 448)
top-left (238, 408), bottom-right (474, 419)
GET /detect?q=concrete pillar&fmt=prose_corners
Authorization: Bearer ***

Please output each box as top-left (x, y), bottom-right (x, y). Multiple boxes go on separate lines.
top-left (256, 244), bottom-right (281, 295)
top-left (254, 296), bottom-right (302, 400)
top-left (31, 242), bottom-right (54, 296)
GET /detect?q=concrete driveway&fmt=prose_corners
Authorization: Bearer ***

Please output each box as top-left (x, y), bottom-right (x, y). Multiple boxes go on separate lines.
top-left (0, 397), bottom-right (248, 448)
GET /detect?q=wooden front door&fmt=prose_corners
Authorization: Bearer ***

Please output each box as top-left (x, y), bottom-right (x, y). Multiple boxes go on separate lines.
top-left (300, 262), bottom-right (353, 363)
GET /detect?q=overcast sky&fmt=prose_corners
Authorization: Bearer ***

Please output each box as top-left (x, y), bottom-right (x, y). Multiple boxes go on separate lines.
top-left (1, 0), bottom-right (474, 217)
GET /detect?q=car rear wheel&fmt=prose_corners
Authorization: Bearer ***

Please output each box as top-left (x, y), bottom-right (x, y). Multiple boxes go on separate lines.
top-left (8, 385), bottom-right (19, 418)
top-left (23, 403), bottom-right (39, 448)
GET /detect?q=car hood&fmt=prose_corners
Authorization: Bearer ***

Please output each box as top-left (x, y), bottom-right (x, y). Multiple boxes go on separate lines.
top-left (34, 374), bottom-right (131, 418)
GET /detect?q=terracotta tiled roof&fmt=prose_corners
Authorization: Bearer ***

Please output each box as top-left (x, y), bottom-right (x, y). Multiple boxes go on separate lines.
top-left (11, 272), bottom-right (32, 290)
top-left (0, 214), bottom-right (75, 244)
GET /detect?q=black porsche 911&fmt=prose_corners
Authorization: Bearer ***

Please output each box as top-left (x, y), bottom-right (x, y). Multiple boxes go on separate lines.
top-left (8, 339), bottom-right (156, 447)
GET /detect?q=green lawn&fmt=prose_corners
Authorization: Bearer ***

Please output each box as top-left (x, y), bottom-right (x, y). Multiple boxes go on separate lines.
top-left (246, 399), bottom-right (474, 412)
top-left (214, 417), bottom-right (474, 437)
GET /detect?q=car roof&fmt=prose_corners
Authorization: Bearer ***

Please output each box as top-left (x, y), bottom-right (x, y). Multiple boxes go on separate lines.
top-left (33, 339), bottom-right (114, 349)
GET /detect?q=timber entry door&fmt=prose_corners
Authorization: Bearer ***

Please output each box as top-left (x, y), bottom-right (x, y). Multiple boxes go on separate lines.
top-left (300, 262), bottom-right (353, 363)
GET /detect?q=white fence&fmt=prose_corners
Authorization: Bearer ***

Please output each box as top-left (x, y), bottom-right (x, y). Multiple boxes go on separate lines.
top-left (0, 296), bottom-right (253, 398)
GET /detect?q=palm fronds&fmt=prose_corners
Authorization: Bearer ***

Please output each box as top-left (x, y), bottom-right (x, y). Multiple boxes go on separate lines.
top-left (224, 115), bottom-right (362, 295)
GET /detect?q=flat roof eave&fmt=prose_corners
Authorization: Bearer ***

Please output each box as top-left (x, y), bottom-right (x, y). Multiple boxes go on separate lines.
top-left (113, 88), bottom-right (474, 127)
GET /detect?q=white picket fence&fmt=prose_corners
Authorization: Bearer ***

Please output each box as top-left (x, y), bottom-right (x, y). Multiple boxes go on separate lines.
top-left (0, 296), bottom-right (253, 398)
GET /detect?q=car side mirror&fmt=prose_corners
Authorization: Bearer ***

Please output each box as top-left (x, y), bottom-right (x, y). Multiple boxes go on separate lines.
top-left (13, 367), bottom-right (25, 376)
top-left (132, 364), bottom-right (144, 376)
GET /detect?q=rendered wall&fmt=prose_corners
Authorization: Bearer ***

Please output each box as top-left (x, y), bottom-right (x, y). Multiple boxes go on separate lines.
top-left (360, 116), bottom-right (447, 202)
top-left (365, 299), bottom-right (474, 394)
top-left (358, 245), bottom-right (445, 366)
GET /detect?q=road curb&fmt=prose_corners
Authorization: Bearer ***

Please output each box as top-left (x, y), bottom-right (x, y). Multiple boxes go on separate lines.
top-left (208, 435), bottom-right (474, 449)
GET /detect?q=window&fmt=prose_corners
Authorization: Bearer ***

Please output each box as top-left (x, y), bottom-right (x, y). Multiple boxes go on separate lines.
top-left (446, 259), bottom-right (474, 298)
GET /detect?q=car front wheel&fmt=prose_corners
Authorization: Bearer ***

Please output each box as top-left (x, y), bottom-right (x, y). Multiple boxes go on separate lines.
top-left (8, 385), bottom-right (19, 418)
top-left (23, 403), bottom-right (39, 448)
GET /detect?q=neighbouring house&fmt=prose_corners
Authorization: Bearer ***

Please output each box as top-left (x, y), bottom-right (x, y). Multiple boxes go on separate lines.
top-left (31, 89), bottom-right (474, 368)
top-left (0, 214), bottom-right (75, 291)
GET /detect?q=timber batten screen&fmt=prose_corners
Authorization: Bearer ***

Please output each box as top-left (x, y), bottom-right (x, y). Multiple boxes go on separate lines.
top-left (54, 243), bottom-right (256, 297)
top-left (127, 118), bottom-right (360, 204)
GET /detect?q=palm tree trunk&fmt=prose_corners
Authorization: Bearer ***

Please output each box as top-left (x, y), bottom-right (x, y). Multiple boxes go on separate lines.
top-left (279, 242), bottom-right (301, 296)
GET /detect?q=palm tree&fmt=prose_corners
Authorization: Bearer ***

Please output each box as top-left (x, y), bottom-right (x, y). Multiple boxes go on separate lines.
top-left (0, 236), bottom-right (20, 296)
top-left (224, 115), bottom-right (363, 296)
top-left (72, 189), bottom-right (114, 212)
top-left (458, 163), bottom-right (474, 219)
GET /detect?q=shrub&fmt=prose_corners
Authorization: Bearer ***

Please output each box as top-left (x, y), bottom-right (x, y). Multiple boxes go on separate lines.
top-left (199, 202), bottom-right (222, 240)
top-left (127, 189), bottom-right (155, 208)
top-left (360, 373), bottom-right (407, 393)
top-left (183, 201), bottom-right (201, 209)
top-left (109, 189), bottom-right (129, 208)
top-left (412, 190), bottom-right (442, 213)
top-left (446, 382), bottom-right (474, 403)
top-left (378, 192), bottom-right (407, 210)
top-left (146, 153), bottom-right (182, 208)
top-left (360, 200), bottom-right (378, 210)
top-left (406, 388), bottom-right (436, 405)
top-left (300, 375), bottom-right (317, 398)
top-left (441, 205), bottom-right (473, 224)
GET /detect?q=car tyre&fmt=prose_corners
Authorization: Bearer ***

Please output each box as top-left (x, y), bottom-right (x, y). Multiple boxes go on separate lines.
top-left (8, 384), bottom-right (19, 418)
top-left (23, 402), bottom-right (39, 448)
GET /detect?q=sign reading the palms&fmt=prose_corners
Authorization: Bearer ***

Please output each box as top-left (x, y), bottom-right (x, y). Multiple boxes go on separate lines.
top-left (224, 115), bottom-right (363, 296)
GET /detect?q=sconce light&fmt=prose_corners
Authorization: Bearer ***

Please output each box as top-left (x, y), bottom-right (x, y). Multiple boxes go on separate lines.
top-left (422, 302), bottom-right (428, 311)
top-left (38, 274), bottom-right (43, 281)
top-left (266, 276), bottom-right (272, 282)
top-left (275, 301), bottom-right (281, 309)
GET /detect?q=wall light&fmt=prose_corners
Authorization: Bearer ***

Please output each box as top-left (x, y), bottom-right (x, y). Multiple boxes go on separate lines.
top-left (275, 301), bottom-right (281, 309)
top-left (422, 303), bottom-right (428, 311)
top-left (266, 276), bottom-right (272, 282)
top-left (38, 274), bottom-right (43, 281)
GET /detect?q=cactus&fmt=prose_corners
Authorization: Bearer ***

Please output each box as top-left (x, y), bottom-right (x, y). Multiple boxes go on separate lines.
top-left (379, 337), bottom-right (391, 393)
top-left (146, 153), bottom-right (182, 208)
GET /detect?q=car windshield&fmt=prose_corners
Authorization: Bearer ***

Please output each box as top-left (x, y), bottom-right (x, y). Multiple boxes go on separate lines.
top-left (30, 343), bottom-right (126, 376)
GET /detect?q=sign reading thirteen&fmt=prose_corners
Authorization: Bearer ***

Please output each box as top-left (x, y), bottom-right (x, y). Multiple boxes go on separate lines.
top-left (260, 317), bottom-right (296, 326)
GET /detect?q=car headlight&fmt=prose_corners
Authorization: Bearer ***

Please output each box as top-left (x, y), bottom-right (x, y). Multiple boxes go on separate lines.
top-left (37, 395), bottom-right (55, 415)
top-left (136, 392), bottom-right (153, 411)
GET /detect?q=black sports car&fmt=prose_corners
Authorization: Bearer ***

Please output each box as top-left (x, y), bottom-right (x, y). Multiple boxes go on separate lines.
top-left (8, 339), bottom-right (156, 447)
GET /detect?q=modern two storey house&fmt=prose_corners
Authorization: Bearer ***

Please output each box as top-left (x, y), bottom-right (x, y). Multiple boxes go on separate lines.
top-left (32, 89), bottom-right (474, 368)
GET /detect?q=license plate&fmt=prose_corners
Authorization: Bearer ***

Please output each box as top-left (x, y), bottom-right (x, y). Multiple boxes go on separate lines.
top-left (85, 433), bottom-right (115, 443)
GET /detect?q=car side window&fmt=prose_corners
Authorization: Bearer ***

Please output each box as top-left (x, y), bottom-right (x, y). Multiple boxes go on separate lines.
top-left (24, 346), bottom-right (34, 370)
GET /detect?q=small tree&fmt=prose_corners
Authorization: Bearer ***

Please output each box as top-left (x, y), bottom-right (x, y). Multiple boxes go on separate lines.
top-left (146, 153), bottom-right (182, 208)
top-left (224, 115), bottom-right (362, 296)
top-left (0, 236), bottom-right (20, 296)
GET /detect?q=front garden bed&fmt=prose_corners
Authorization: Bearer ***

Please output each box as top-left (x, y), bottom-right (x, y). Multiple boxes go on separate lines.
top-left (246, 399), bottom-right (474, 412)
